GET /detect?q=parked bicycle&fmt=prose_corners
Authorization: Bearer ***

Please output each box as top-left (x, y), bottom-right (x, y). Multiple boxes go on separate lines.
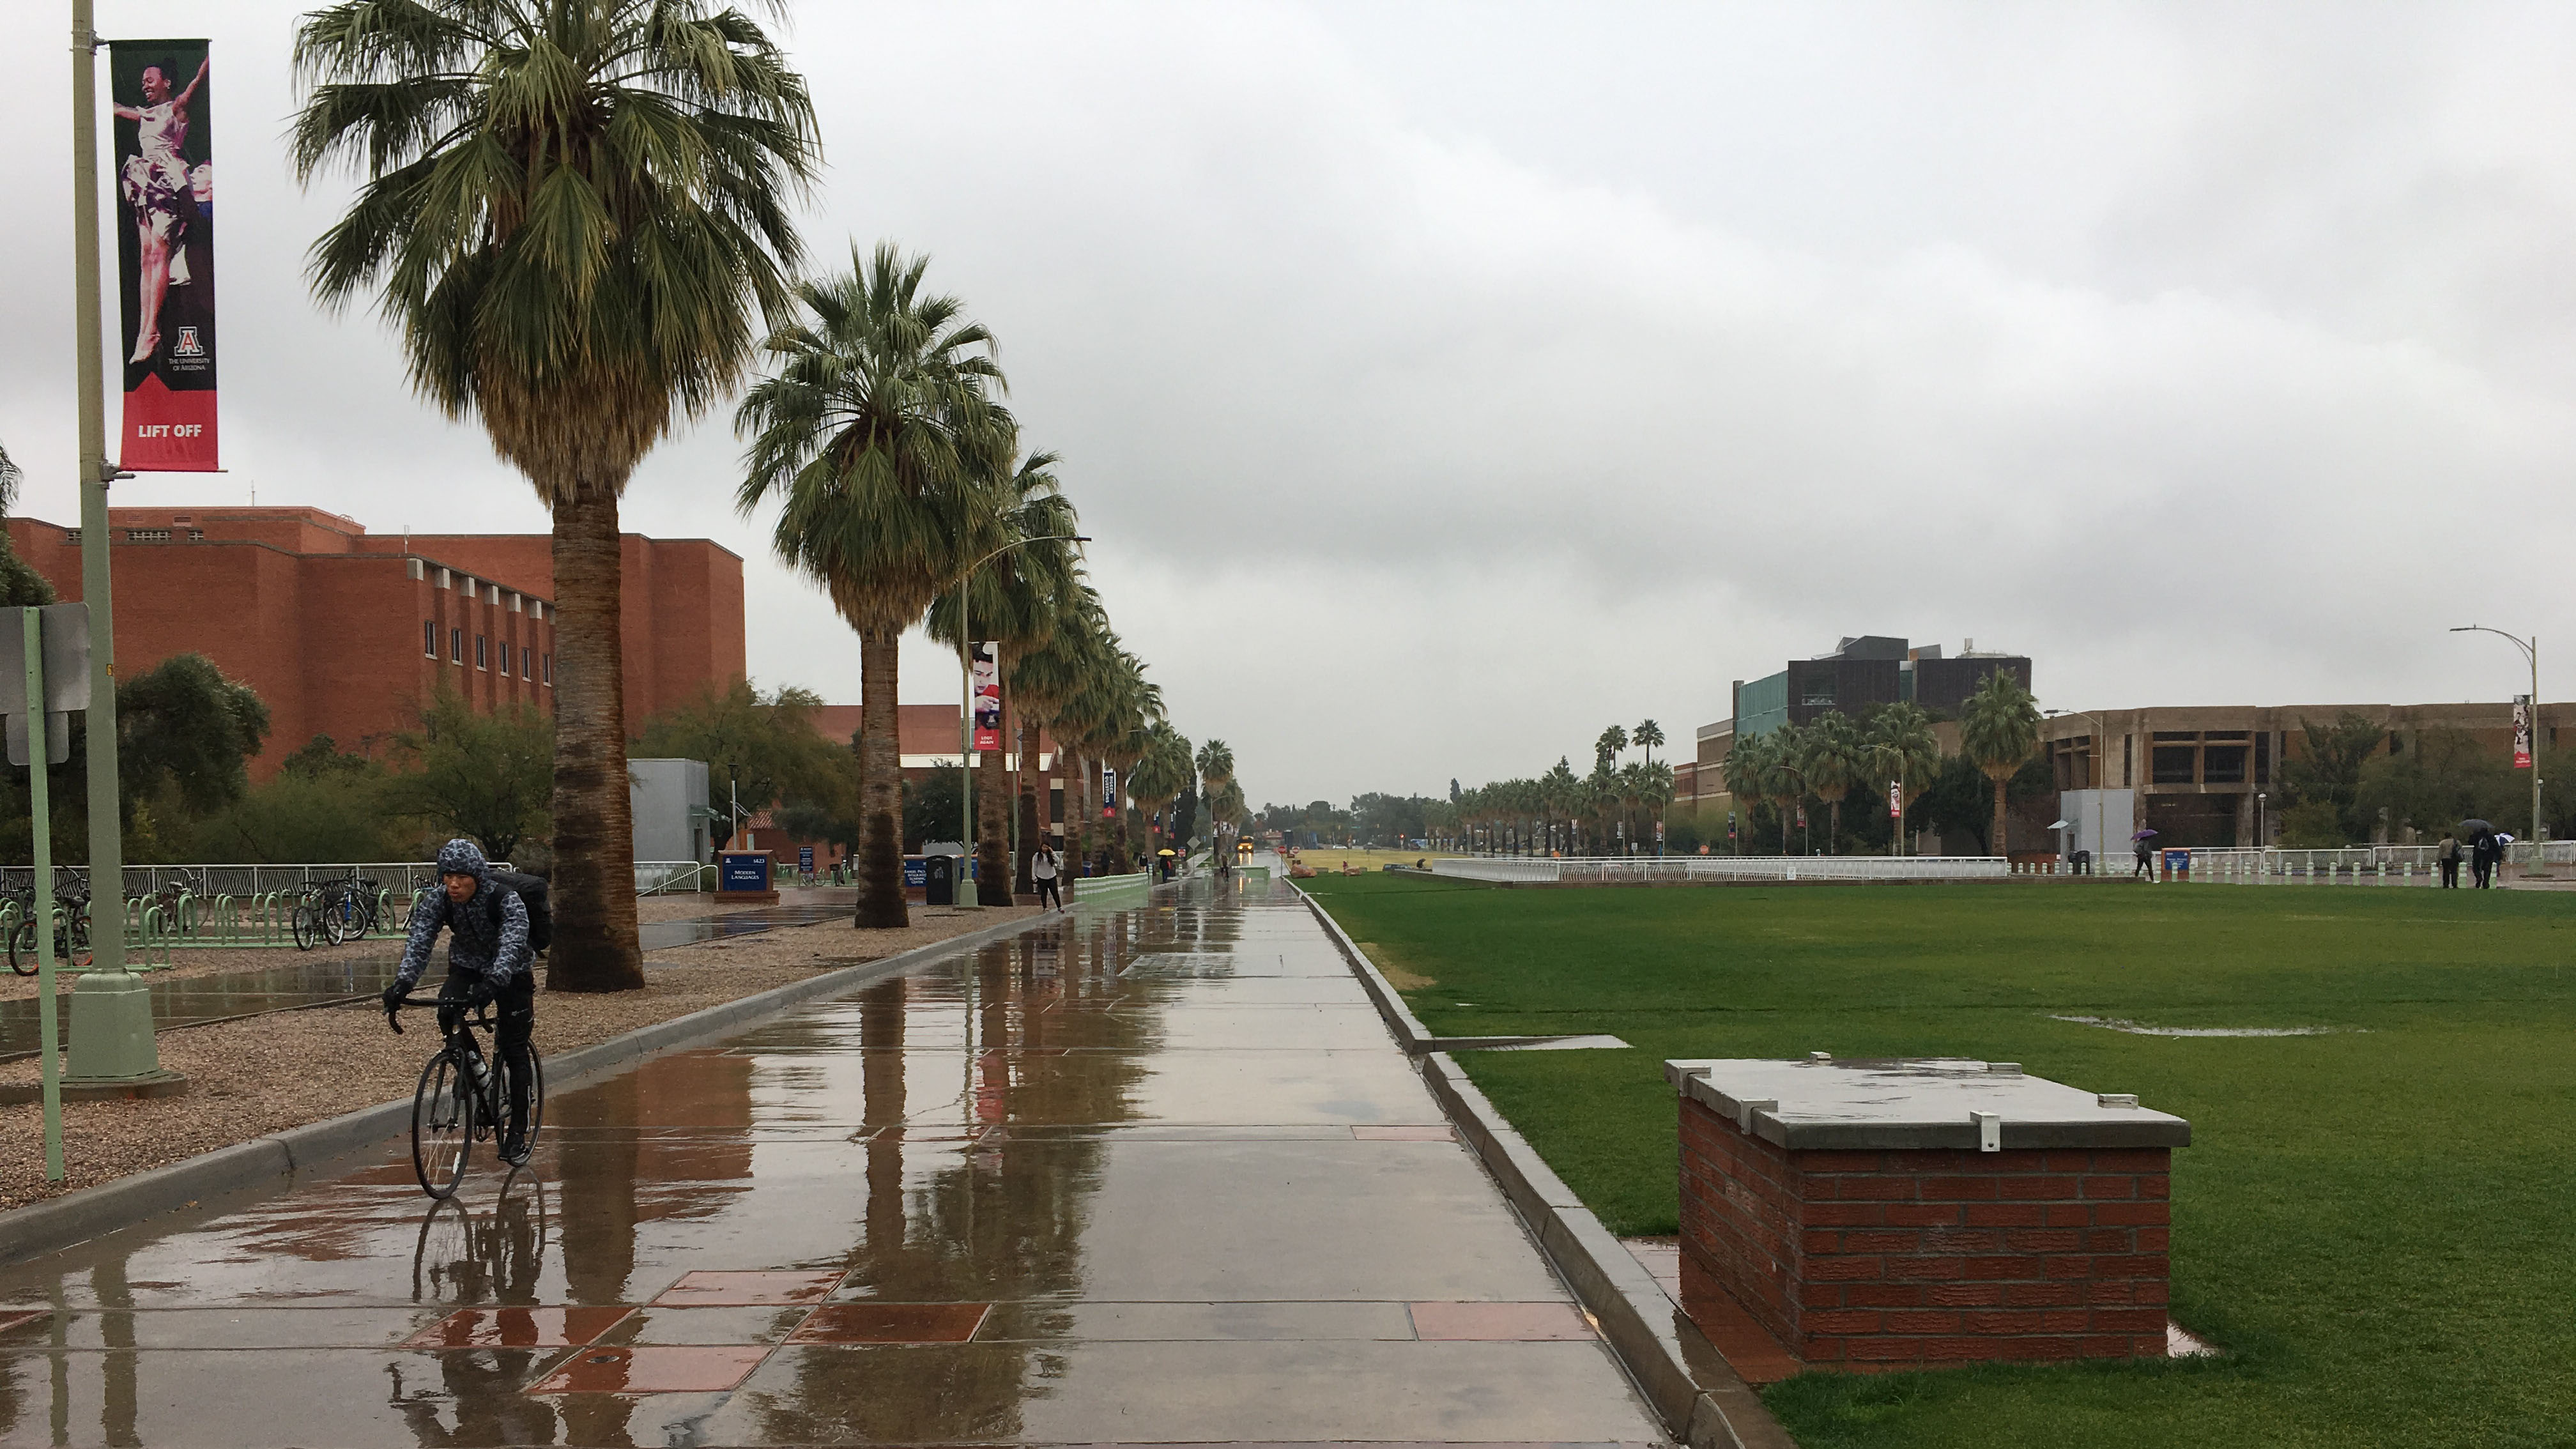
top-left (5, 877), bottom-right (93, 977)
top-left (388, 990), bottom-right (545, 1199)
top-left (290, 874), bottom-right (385, 951)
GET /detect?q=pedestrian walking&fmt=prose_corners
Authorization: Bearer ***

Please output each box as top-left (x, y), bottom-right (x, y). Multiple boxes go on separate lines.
top-left (1032, 842), bottom-right (1062, 910)
top-left (2438, 831), bottom-right (2462, 889)
top-left (2133, 836), bottom-right (2157, 880)
top-left (2473, 832), bottom-right (2498, 889)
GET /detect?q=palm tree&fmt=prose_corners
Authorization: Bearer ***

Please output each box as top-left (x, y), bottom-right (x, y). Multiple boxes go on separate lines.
top-left (1595, 724), bottom-right (1629, 775)
top-left (1636, 760), bottom-right (1676, 852)
top-left (1126, 721), bottom-right (1192, 865)
top-left (1633, 719), bottom-right (1664, 768)
top-left (1802, 712), bottom-right (1863, 853)
top-left (1542, 758), bottom-right (1580, 855)
top-left (1007, 581), bottom-right (1110, 886)
top-left (736, 245), bottom-right (1016, 928)
top-left (1761, 724), bottom-right (1809, 852)
top-left (1721, 734), bottom-right (1772, 855)
top-left (1195, 739), bottom-right (1236, 864)
top-left (1868, 703), bottom-right (1942, 856)
top-left (1961, 670), bottom-right (2043, 859)
top-left (293, 0), bottom-right (818, 990)
top-left (926, 450), bottom-right (1080, 902)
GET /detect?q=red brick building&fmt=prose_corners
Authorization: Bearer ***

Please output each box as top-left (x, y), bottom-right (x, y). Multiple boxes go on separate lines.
top-left (4, 505), bottom-right (746, 778)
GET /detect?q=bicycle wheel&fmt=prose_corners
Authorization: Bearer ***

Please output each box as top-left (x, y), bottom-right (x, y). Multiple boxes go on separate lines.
top-left (502, 1046), bottom-right (546, 1166)
top-left (411, 1051), bottom-right (475, 1199)
top-left (290, 901), bottom-right (318, 952)
top-left (63, 913), bottom-right (91, 970)
top-left (6, 918), bottom-right (31, 977)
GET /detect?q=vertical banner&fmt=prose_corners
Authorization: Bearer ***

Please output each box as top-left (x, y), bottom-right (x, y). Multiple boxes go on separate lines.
top-left (969, 642), bottom-right (1002, 753)
top-left (109, 41), bottom-right (218, 471)
top-left (1889, 779), bottom-right (1903, 818)
top-left (2515, 696), bottom-right (2533, 769)
top-left (1100, 767), bottom-right (1118, 819)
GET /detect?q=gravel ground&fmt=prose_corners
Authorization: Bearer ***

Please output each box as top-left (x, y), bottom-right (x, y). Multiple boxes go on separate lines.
top-left (0, 902), bottom-right (1048, 1209)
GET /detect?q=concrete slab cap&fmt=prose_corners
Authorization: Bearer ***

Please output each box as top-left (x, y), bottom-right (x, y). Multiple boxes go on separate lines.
top-left (1664, 1056), bottom-right (2191, 1150)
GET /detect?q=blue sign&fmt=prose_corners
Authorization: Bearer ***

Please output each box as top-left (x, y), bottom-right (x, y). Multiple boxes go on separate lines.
top-left (903, 858), bottom-right (927, 888)
top-left (2163, 848), bottom-right (2191, 873)
top-left (798, 846), bottom-right (815, 871)
top-left (719, 852), bottom-right (771, 893)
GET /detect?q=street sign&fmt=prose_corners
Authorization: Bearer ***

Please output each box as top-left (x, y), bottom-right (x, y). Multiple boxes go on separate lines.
top-left (6, 712), bottom-right (70, 768)
top-left (0, 604), bottom-right (92, 716)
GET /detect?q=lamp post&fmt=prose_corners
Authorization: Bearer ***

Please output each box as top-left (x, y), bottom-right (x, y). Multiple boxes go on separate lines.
top-left (2045, 709), bottom-right (2110, 874)
top-left (2451, 625), bottom-right (2543, 867)
top-left (952, 534), bottom-right (1087, 907)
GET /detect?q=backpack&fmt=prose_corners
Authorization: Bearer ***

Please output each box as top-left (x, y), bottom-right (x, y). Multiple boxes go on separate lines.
top-left (482, 868), bottom-right (553, 954)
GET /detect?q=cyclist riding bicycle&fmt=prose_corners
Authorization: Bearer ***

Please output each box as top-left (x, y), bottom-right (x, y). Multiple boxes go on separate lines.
top-left (381, 839), bottom-right (535, 1158)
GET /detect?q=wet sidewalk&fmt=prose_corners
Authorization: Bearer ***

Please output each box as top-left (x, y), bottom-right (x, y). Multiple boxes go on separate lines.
top-left (0, 876), bottom-right (1667, 1446)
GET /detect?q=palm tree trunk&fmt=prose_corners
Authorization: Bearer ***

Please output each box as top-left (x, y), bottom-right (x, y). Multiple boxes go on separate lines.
top-left (1828, 799), bottom-right (1842, 854)
top-left (1990, 776), bottom-right (2009, 859)
top-left (977, 698), bottom-right (1014, 905)
top-left (545, 489), bottom-right (645, 992)
top-left (1015, 714), bottom-right (1043, 894)
top-left (853, 625), bottom-right (908, 928)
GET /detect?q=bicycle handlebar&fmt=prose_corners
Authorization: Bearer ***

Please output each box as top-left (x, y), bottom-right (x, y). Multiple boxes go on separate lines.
top-left (385, 991), bottom-right (496, 1035)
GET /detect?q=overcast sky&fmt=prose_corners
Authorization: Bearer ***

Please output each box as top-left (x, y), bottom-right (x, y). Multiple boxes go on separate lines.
top-left (6, 3), bottom-right (2576, 807)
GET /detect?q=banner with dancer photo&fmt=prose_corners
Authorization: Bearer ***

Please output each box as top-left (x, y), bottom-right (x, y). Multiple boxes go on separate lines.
top-left (970, 642), bottom-right (1002, 753)
top-left (2515, 696), bottom-right (2533, 770)
top-left (1101, 767), bottom-right (1119, 819)
top-left (111, 40), bottom-right (219, 471)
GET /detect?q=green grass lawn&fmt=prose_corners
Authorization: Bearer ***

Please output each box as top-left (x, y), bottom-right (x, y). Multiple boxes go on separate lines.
top-left (1303, 873), bottom-right (2576, 1449)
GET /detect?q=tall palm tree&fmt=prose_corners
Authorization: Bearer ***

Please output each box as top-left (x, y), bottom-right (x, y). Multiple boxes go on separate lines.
top-left (1867, 703), bottom-right (1942, 856)
top-left (293, 0), bottom-right (818, 990)
top-left (1633, 719), bottom-right (1664, 768)
top-left (1761, 724), bottom-right (1809, 853)
top-left (1961, 670), bottom-right (2043, 859)
top-left (736, 244), bottom-right (1016, 927)
top-left (926, 450), bottom-right (1080, 902)
top-left (1006, 581), bottom-right (1110, 886)
top-left (1195, 739), bottom-right (1235, 863)
top-left (1126, 721), bottom-right (1192, 864)
top-left (1721, 734), bottom-right (1771, 855)
top-left (1595, 724), bottom-right (1629, 775)
top-left (1802, 712), bottom-right (1863, 854)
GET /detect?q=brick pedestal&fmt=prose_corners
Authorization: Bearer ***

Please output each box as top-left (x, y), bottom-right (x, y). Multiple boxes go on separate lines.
top-left (1669, 1057), bottom-right (2188, 1370)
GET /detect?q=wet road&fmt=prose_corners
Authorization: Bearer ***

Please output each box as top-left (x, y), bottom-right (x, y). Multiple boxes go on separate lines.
top-left (0, 876), bottom-right (1665, 1446)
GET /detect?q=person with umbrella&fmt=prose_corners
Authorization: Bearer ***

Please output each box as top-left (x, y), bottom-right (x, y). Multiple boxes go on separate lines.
top-left (2131, 828), bottom-right (2159, 880)
top-left (2437, 828), bottom-right (2464, 889)
top-left (2462, 819), bottom-right (2498, 889)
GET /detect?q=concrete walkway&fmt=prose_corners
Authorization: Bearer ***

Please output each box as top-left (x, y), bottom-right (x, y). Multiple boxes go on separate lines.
top-left (0, 876), bottom-right (1667, 1446)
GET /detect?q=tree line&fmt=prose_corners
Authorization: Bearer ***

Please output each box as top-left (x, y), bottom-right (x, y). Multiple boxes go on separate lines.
top-left (284, 1), bottom-right (1245, 988)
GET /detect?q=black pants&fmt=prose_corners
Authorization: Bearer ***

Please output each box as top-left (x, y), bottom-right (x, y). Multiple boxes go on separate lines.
top-left (2474, 857), bottom-right (2494, 889)
top-left (2441, 859), bottom-right (2460, 887)
top-left (2134, 852), bottom-right (2154, 878)
top-left (1035, 877), bottom-right (1061, 908)
top-left (440, 970), bottom-right (534, 1144)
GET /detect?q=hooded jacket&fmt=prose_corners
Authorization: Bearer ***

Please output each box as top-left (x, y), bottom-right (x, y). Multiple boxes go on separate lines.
top-left (392, 838), bottom-right (532, 992)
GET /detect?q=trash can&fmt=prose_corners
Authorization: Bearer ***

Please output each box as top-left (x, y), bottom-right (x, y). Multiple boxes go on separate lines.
top-left (923, 853), bottom-right (955, 907)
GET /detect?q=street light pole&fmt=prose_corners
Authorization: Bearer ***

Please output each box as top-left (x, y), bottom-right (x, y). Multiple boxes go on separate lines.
top-left (2452, 625), bottom-right (2543, 868)
top-left (952, 534), bottom-right (1087, 907)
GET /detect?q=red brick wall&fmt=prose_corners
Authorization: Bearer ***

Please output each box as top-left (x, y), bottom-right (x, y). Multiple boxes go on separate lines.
top-left (1678, 1096), bottom-right (2170, 1368)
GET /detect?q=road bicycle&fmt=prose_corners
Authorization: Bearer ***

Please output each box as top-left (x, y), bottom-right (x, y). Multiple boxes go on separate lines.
top-left (6, 880), bottom-right (93, 977)
top-left (388, 990), bottom-right (546, 1199)
top-left (291, 875), bottom-right (384, 951)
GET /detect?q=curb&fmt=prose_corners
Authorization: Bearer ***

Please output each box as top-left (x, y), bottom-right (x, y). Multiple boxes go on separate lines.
top-left (1295, 884), bottom-right (1797, 1449)
top-left (0, 904), bottom-right (1071, 1268)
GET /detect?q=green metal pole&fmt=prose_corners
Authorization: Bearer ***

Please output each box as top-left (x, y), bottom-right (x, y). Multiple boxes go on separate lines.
top-left (26, 611), bottom-right (61, 1181)
top-left (69, 0), bottom-right (117, 969)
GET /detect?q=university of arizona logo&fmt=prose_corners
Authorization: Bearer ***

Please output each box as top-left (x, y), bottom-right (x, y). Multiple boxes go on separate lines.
top-left (171, 327), bottom-right (205, 357)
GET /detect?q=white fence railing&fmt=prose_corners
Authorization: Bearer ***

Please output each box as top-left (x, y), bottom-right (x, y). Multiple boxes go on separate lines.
top-left (1430, 855), bottom-right (2010, 884)
top-left (2159, 841), bottom-right (2571, 882)
top-left (5, 861), bottom-right (495, 900)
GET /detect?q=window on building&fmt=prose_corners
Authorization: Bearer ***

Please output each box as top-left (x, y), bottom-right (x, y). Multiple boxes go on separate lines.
top-left (61, 530), bottom-right (78, 546)
top-left (125, 528), bottom-right (171, 542)
top-left (2202, 744), bottom-right (2248, 784)
top-left (475, 635), bottom-right (487, 670)
top-left (542, 654), bottom-right (552, 685)
top-left (450, 627), bottom-right (464, 663)
top-left (187, 530), bottom-right (204, 540)
top-left (521, 647), bottom-right (532, 678)
top-left (2152, 730), bottom-right (2198, 742)
top-left (2255, 732), bottom-right (2271, 784)
top-left (2151, 746), bottom-right (2197, 785)
top-left (424, 620), bottom-right (437, 658)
